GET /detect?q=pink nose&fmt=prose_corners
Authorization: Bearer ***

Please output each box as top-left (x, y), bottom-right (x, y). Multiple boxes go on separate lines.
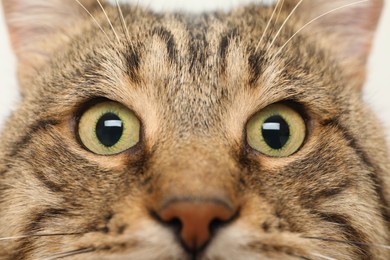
top-left (157, 201), bottom-right (236, 252)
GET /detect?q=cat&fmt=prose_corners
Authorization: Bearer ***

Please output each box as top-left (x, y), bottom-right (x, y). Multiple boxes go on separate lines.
top-left (1, 0), bottom-right (389, 259)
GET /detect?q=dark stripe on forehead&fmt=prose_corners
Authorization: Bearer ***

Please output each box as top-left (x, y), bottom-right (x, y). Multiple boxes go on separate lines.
top-left (7, 119), bottom-right (60, 158)
top-left (126, 46), bottom-right (141, 84)
top-left (187, 16), bottom-right (209, 73)
top-left (152, 27), bottom-right (178, 64)
top-left (248, 51), bottom-right (265, 86)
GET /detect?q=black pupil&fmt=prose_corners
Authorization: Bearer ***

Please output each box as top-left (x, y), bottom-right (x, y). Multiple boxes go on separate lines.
top-left (261, 115), bottom-right (290, 149)
top-left (96, 113), bottom-right (124, 147)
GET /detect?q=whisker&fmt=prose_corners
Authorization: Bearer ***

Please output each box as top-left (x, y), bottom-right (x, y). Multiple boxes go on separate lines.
top-left (266, 0), bottom-right (303, 52)
top-left (292, 255), bottom-right (313, 260)
top-left (96, 0), bottom-right (120, 42)
top-left (0, 232), bottom-right (84, 241)
top-left (73, 0), bottom-right (111, 42)
top-left (135, 0), bottom-right (141, 10)
top-left (115, 0), bottom-right (135, 51)
top-left (267, 0), bottom-right (285, 50)
top-left (304, 236), bottom-right (390, 250)
top-left (274, 0), bottom-right (369, 57)
top-left (255, 0), bottom-right (282, 52)
top-left (272, 0), bottom-right (285, 28)
top-left (311, 252), bottom-right (337, 260)
top-left (43, 248), bottom-right (95, 260)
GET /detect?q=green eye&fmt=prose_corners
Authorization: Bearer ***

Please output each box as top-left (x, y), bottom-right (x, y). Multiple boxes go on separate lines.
top-left (78, 101), bottom-right (140, 155)
top-left (246, 103), bottom-right (306, 157)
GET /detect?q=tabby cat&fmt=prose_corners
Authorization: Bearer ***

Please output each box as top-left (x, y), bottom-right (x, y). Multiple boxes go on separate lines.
top-left (1, 0), bottom-right (389, 259)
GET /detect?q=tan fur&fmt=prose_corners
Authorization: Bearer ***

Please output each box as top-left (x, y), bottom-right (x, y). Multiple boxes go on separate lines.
top-left (1, 0), bottom-right (389, 259)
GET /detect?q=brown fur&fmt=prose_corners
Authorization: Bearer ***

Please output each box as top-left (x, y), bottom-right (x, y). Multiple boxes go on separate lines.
top-left (1, 0), bottom-right (389, 259)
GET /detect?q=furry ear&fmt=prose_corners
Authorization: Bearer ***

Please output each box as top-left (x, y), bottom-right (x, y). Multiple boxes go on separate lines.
top-left (291, 0), bottom-right (383, 88)
top-left (1, 0), bottom-right (99, 93)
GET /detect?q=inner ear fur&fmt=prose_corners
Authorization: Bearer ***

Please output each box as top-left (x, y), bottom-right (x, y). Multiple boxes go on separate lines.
top-left (1, 0), bottom-right (100, 94)
top-left (285, 0), bottom-right (383, 89)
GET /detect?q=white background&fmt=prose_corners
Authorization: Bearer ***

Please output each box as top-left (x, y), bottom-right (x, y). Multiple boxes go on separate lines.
top-left (0, 0), bottom-right (389, 144)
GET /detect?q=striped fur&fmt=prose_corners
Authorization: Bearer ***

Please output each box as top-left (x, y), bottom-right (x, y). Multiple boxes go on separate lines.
top-left (1, 0), bottom-right (389, 259)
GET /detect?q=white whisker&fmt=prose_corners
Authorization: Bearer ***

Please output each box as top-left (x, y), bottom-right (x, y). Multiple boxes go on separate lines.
top-left (255, 0), bottom-right (282, 52)
top-left (96, 0), bottom-right (120, 42)
top-left (0, 232), bottom-right (83, 241)
top-left (371, 243), bottom-right (390, 250)
top-left (115, 0), bottom-right (135, 51)
top-left (267, 0), bottom-right (303, 52)
top-left (42, 248), bottom-right (95, 260)
top-left (0, 235), bottom-right (33, 241)
top-left (305, 236), bottom-right (390, 250)
top-left (273, 0), bottom-right (285, 27)
top-left (73, 0), bottom-right (111, 42)
top-left (311, 252), bottom-right (337, 260)
top-left (274, 0), bottom-right (369, 57)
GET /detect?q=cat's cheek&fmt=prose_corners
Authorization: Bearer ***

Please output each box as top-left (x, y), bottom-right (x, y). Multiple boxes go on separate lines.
top-left (201, 197), bottom-right (320, 259)
top-left (68, 204), bottom-right (187, 258)
top-left (204, 227), bottom-right (314, 260)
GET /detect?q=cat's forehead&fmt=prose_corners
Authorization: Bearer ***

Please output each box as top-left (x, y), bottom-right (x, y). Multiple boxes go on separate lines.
top-left (106, 6), bottom-right (342, 103)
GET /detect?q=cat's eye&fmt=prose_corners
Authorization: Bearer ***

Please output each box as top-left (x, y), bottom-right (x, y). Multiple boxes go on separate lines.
top-left (246, 103), bottom-right (306, 157)
top-left (78, 101), bottom-right (140, 155)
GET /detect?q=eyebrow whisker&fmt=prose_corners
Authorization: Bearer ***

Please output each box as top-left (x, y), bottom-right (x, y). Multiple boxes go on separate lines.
top-left (73, 0), bottom-right (112, 43)
top-left (274, 0), bottom-right (369, 57)
top-left (266, 0), bottom-right (303, 52)
top-left (96, 0), bottom-right (121, 42)
top-left (255, 0), bottom-right (283, 52)
top-left (115, 0), bottom-right (135, 51)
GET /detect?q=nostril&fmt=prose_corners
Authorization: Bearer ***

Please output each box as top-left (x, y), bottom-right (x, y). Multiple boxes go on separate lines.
top-left (151, 200), bottom-right (238, 253)
top-left (164, 217), bottom-right (182, 235)
top-left (150, 211), bottom-right (182, 232)
top-left (209, 209), bottom-right (240, 237)
top-left (209, 218), bottom-right (226, 236)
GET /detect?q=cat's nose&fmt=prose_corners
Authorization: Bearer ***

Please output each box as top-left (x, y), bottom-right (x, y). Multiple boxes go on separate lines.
top-left (155, 200), bottom-right (237, 252)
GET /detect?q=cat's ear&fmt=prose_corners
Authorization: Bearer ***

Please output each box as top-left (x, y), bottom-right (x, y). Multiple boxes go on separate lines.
top-left (290, 0), bottom-right (383, 89)
top-left (1, 0), bottom-right (100, 93)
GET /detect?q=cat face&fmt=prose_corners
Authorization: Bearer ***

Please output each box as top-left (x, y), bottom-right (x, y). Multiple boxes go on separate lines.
top-left (1, 0), bottom-right (389, 259)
